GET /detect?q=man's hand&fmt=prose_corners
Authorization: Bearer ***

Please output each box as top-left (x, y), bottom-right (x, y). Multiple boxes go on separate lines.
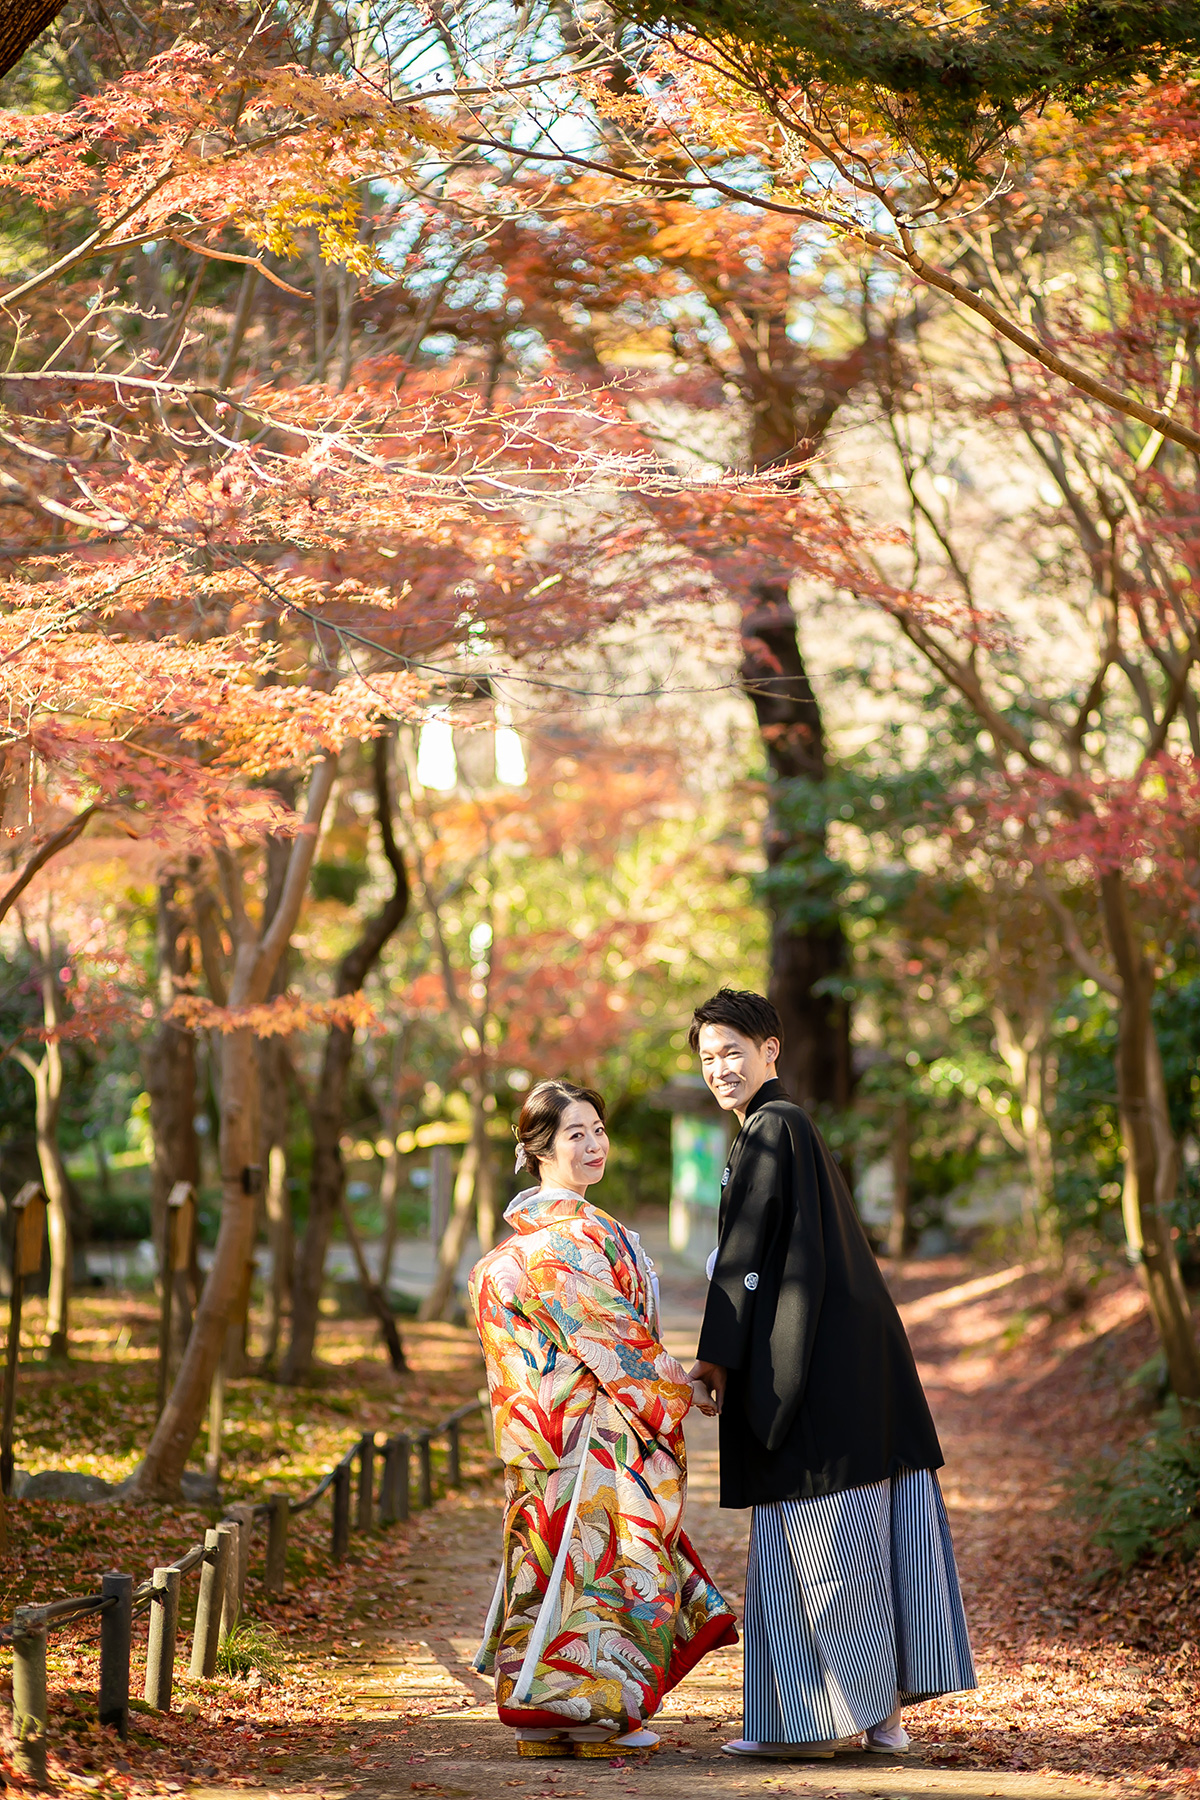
top-left (688, 1360), bottom-right (726, 1416)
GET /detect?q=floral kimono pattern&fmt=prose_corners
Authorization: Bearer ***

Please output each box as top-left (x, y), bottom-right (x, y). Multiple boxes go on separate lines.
top-left (469, 1186), bottom-right (737, 1733)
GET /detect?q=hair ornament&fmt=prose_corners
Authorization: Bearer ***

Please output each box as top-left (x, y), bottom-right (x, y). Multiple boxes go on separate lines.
top-left (514, 1143), bottom-right (528, 1173)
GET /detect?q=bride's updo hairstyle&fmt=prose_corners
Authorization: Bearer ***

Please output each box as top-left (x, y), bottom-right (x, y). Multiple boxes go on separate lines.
top-left (515, 1080), bottom-right (606, 1182)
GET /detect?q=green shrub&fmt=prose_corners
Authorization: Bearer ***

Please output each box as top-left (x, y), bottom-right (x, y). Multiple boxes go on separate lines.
top-left (215, 1617), bottom-right (284, 1680)
top-left (310, 860), bottom-right (367, 905)
top-left (1073, 1404), bottom-right (1200, 1569)
top-left (86, 1188), bottom-right (152, 1243)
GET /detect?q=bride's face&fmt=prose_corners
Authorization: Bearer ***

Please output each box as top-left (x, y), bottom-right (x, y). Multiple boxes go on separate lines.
top-left (539, 1101), bottom-right (609, 1196)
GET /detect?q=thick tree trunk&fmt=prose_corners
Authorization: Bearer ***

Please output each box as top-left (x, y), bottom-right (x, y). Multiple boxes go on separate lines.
top-left (127, 1018), bottom-right (262, 1496)
top-left (1100, 872), bottom-right (1200, 1402)
top-left (0, 0), bottom-right (64, 81)
top-left (740, 582), bottom-right (853, 1113)
top-left (145, 874), bottom-right (200, 1357)
top-left (282, 740), bottom-right (410, 1384)
top-left (124, 758), bottom-right (336, 1498)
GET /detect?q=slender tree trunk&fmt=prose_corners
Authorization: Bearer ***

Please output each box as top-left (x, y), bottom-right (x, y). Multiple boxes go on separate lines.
top-left (282, 739), bottom-right (410, 1384)
top-left (991, 1001), bottom-right (1059, 1254)
top-left (313, 246), bottom-right (328, 383)
top-left (378, 1141), bottom-right (402, 1288)
top-left (37, 1053), bottom-right (70, 1359)
top-left (145, 873), bottom-right (201, 1358)
top-left (124, 758), bottom-right (336, 1498)
top-left (887, 1097), bottom-right (910, 1260)
top-left (420, 1123), bottom-right (481, 1323)
top-left (337, 1189), bottom-right (406, 1370)
top-left (16, 920), bottom-right (72, 1356)
top-left (475, 1127), bottom-right (496, 1252)
top-left (335, 269), bottom-right (354, 392)
top-left (285, 1020), bottom-right (355, 1382)
top-left (1100, 872), bottom-right (1200, 1402)
top-left (740, 582), bottom-right (853, 1113)
top-left (262, 1139), bottom-right (292, 1365)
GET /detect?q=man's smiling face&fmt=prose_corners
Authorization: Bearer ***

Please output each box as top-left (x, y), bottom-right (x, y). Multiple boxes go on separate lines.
top-left (697, 1022), bottom-right (779, 1117)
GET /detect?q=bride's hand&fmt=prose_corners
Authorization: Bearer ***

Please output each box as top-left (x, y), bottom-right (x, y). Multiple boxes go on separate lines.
top-left (690, 1377), bottom-right (719, 1416)
top-left (688, 1360), bottom-right (726, 1416)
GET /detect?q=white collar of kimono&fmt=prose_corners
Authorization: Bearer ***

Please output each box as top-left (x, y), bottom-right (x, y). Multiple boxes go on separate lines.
top-left (504, 1184), bottom-right (605, 1227)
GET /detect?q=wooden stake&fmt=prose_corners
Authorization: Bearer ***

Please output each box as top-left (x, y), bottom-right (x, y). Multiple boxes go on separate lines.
top-left (357, 1432), bottom-right (375, 1531)
top-left (12, 1606), bottom-right (47, 1786)
top-left (265, 1494), bottom-right (289, 1592)
top-left (144, 1566), bottom-right (181, 1712)
top-left (99, 1572), bottom-right (133, 1738)
top-left (331, 1462), bottom-right (351, 1561)
top-left (189, 1528), bottom-right (222, 1678)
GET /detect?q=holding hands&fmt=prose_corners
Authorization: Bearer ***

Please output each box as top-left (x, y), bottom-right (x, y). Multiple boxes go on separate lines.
top-left (688, 1360), bottom-right (726, 1417)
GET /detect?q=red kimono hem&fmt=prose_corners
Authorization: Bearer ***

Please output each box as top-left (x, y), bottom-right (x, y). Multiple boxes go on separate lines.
top-left (497, 1610), bottom-right (739, 1729)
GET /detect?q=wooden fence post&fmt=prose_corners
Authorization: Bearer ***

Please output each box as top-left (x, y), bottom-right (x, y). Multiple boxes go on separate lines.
top-left (417, 1431), bottom-right (432, 1509)
top-left (99, 1572), bottom-right (133, 1738)
top-left (216, 1519), bottom-right (240, 1643)
top-left (225, 1504), bottom-right (252, 1615)
top-left (144, 1566), bottom-right (181, 1711)
top-left (2, 1184), bottom-right (46, 1497)
top-left (331, 1461), bottom-right (351, 1561)
top-left (12, 1605), bottom-right (47, 1786)
top-left (265, 1495), bottom-right (289, 1592)
top-left (395, 1435), bottom-right (411, 1522)
top-left (446, 1419), bottom-right (461, 1489)
top-left (357, 1432), bottom-right (375, 1532)
top-left (190, 1527), bottom-right (223, 1678)
top-left (379, 1437), bottom-right (399, 1525)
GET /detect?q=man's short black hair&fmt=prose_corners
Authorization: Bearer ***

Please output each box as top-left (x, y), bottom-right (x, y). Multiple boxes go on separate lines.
top-left (688, 988), bottom-right (784, 1053)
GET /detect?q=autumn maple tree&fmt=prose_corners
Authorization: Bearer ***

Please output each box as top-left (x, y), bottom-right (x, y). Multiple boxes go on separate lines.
top-left (0, 0), bottom-right (869, 1487)
top-left (797, 75), bottom-right (1200, 1396)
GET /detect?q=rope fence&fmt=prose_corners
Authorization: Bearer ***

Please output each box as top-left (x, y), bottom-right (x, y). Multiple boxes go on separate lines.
top-left (2, 1396), bottom-right (490, 1786)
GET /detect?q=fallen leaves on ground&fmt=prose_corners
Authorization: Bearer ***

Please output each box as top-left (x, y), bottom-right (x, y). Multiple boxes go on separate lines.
top-left (0, 1309), bottom-right (491, 1798)
top-left (6, 1250), bottom-right (1200, 1797)
top-left (895, 1254), bottom-right (1200, 1793)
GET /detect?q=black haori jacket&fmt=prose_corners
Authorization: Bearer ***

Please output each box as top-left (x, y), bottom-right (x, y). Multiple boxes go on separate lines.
top-left (696, 1079), bottom-right (943, 1508)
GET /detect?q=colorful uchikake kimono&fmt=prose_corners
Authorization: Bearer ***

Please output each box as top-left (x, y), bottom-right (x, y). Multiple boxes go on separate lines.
top-left (469, 1186), bottom-right (737, 1737)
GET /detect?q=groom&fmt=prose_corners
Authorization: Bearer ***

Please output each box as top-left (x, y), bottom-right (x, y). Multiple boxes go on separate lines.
top-left (686, 988), bottom-right (974, 1761)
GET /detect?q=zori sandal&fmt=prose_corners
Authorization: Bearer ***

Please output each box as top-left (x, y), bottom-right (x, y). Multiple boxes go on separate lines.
top-left (515, 1731), bottom-right (571, 1758)
top-left (568, 1726), bottom-right (660, 1757)
top-left (866, 1721), bottom-right (913, 1754)
top-left (722, 1739), bottom-right (837, 1759)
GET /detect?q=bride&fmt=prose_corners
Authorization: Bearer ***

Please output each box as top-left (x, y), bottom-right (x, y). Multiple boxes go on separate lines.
top-left (469, 1078), bottom-right (736, 1759)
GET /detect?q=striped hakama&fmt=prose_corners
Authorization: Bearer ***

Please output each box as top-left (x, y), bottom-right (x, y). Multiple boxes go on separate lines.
top-left (743, 1467), bottom-right (976, 1743)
